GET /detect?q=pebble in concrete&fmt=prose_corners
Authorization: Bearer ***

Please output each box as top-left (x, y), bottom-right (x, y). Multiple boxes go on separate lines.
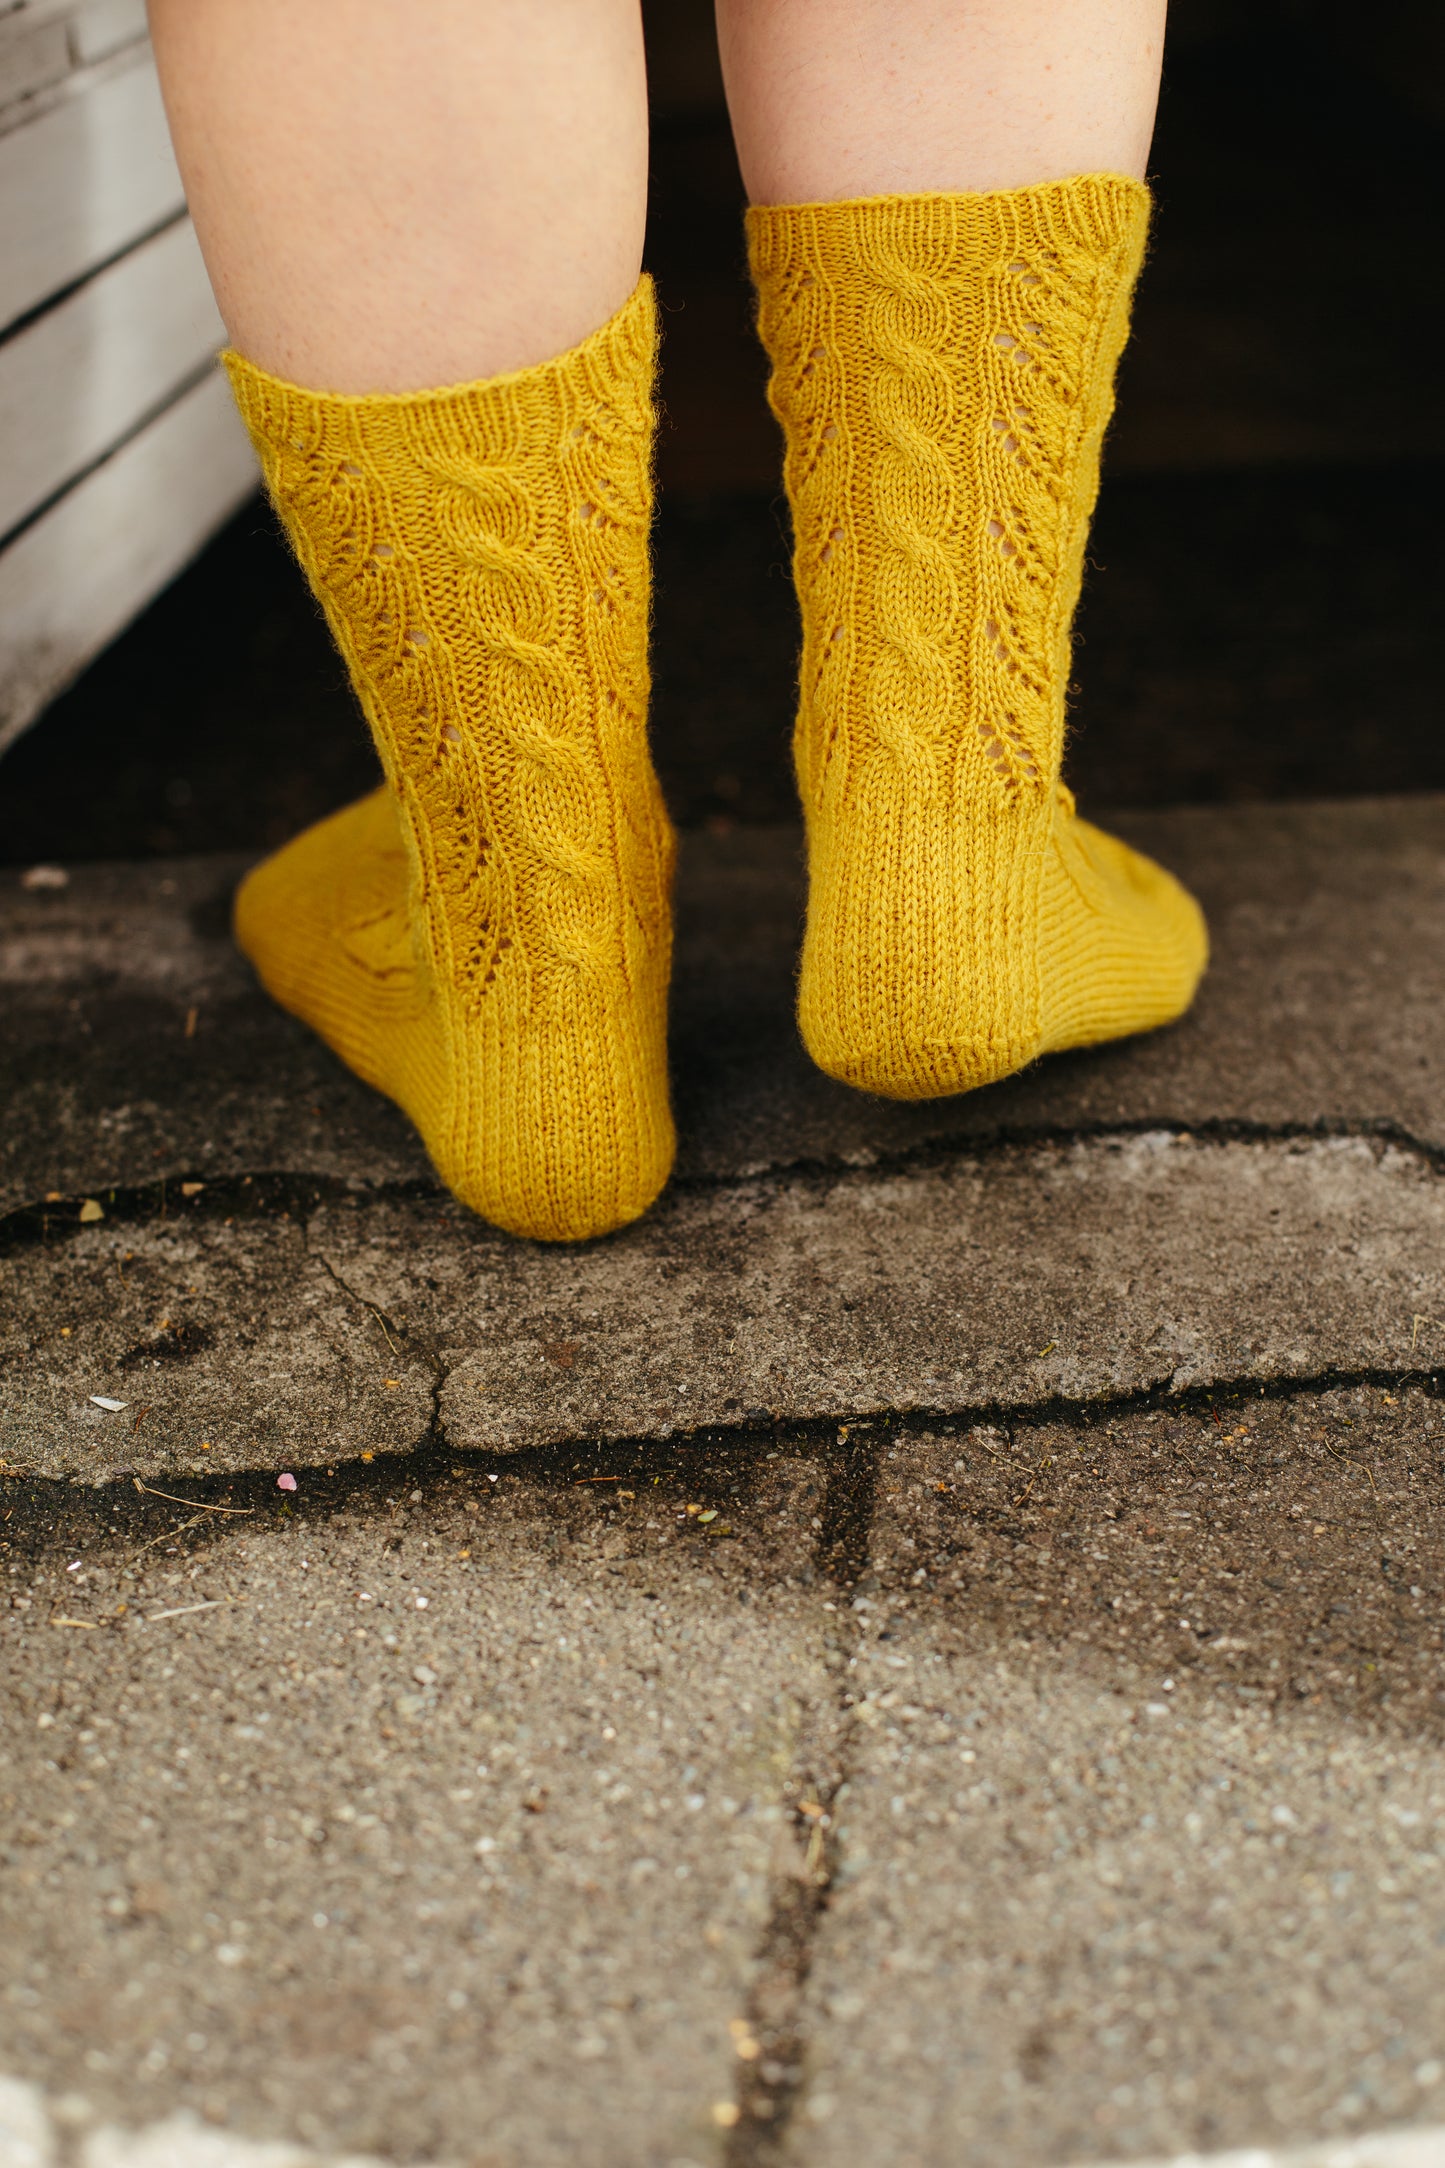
top-left (785, 1387), bottom-right (1445, 2166)
top-left (83, 2107), bottom-right (395, 2166)
top-left (0, 2076), bottom-right (410, 2165)
top-left (0, 2074), bottom-right (50, 2168)
top-left (1086, 2134), bottom-right (1445, 2168)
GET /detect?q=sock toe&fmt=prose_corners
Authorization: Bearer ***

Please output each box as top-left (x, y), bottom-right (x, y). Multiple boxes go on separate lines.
top-left (1039, 808), bottom-right (1208, 1056)
top-left (234, 788), bottom-right (421, 1094)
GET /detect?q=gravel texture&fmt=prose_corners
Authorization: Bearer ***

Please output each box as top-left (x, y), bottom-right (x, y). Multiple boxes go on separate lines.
top-left (5, 1389), bottom-right (1445, 2165)
top-left (1, 1448), bottom-right (828, 2166)
top-left (789, 1387), bottom-right (1445, 2164)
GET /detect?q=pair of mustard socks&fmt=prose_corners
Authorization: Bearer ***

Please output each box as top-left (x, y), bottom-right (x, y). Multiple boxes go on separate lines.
top-left (229, 175), bottom-right (1207, 1244)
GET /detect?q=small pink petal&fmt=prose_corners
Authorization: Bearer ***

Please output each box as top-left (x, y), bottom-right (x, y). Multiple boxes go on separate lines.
top-left (277, 1472), bottom-right (298, 1492)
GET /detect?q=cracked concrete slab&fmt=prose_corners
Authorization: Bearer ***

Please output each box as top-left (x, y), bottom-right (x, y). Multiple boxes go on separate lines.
top-left (6, 800), bottom-right (1443, 1480)
top-left (5, 1131), bottom-right (1443, 1478)
top-left (390, 1134), bottom-right (1444, 1451)
top-left (3, 799), bottom-right (1444, 1219)
top-left (0, 1450), bottom-right (830, 2168)
top-left (782, 1386), bottom-right (1445, 2165)
top-left (7, 801), bottom-right (1445, 2164)
top-left (8, 1388), bottom-right (1445, 2165)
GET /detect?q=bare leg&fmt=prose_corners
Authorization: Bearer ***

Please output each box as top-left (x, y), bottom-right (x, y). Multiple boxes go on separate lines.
top-left (716, 0), bottom-right (1166, 204)
top-left (148, 0), bottom-right (649, 390)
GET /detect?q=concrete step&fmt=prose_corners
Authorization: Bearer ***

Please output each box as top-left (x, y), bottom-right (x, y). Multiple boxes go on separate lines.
top-left (3, 801), bottom-right (1443, 1479)
top-left (5, 799), bottom-right (1445, 1210)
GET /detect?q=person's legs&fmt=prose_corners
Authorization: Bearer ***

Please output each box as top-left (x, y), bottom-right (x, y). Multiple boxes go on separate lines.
top-left (148, 1), bottom-right (676, 1242)
top-left (719, 0), bottom-right (1206, 1099)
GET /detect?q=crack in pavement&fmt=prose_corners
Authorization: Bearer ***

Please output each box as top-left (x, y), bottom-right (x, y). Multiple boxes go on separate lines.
top-left (0, 1170), bottom-right (432, 1260)
top-left (5, 1113), bottom-right (1445, 1259)
top-left (9, 1122), bottom-right (1442, 1468)
top-left (725, 1757), bottom-right (845, 2163)
top-left (718, 1365), bottom-right (1445, 2152)
top-left (5, 1419), bottom-right (884, 2160)
top-left (724, 1430), bottom-right (882, 2156)
top-left (307, 1234), bottom-right (449, 1455)
top-left (1, 1362), bottom-right (1442, 1502)
top-left (5, 1378), bottom-right (1438, 2159)
top-left (680, 1112), bottom-right (1445, 1196)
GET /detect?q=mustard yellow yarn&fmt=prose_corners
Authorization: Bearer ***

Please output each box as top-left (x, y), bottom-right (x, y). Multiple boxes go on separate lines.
top-left (224, 279), bottom-right (675, 1242)
top-left (748, 177), bottom-right (1207, 1099)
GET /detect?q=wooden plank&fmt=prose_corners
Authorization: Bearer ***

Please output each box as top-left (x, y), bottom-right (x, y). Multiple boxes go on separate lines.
top-left (0, 49), bottom-right (183, 332)
top-left (0, 0), bottom-right (152, 81)
top-left (0, 369), bottom-right (259, 753)
top-left (69, 0), bottom-right (148, 66)
top-left (0, 12), bottom-right (69, 112)
top-left (0, 215), bottom-right (224, 538)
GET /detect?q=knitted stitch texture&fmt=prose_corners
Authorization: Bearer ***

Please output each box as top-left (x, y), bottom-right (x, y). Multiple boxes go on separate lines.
top-left (748, 178), bottom-right (1207, 1098)
top-left (225, 278), bottom-right (675, 1241)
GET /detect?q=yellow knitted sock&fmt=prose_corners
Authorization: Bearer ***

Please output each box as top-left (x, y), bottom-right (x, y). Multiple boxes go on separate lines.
top-left (748, 177), bottom-right (1207, 1099)
top-left (224, 279), bottom-right (675, 1241)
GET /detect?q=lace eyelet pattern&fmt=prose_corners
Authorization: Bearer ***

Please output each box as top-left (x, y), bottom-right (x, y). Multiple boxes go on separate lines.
top-left (750, 182), bottom-right (1148, 817)
top-left (225, 282), bottom-right (670, 1028)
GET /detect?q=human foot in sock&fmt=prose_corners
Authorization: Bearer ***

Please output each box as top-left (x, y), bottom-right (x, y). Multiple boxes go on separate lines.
top-left (749, 176), bottom-right (1207, 1100)
top-left (227, 281), bottom-right (676, 1241)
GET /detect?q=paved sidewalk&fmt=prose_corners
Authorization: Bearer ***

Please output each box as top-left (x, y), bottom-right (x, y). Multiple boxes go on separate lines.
top-left (6, 800), bottom-right (1445, 1220)
top-left (4, 804), bottom-right (1445, 2165)
top-left (5, 800), bottom-right (1445, 1482)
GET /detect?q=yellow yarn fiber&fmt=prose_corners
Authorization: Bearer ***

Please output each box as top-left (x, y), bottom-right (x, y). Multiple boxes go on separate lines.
top-left (225, 278), bottom-right (675, 1241)
top-left (748, 177), bottom-right (1207, 1098)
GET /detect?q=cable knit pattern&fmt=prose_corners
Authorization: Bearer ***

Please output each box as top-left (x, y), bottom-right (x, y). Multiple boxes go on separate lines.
top-left (749, 178), bottom-right (1207, 1098)
top-left (224, 279), bottom-right (675, 1241)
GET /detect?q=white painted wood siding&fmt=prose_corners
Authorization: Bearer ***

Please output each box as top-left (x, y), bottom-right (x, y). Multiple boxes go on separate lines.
top-left (0, 3), bottom-right (259, 754)
top-left (0, 50), bottom-right (183, 332)
top-left (0, 215), bottom-right (225, 537)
